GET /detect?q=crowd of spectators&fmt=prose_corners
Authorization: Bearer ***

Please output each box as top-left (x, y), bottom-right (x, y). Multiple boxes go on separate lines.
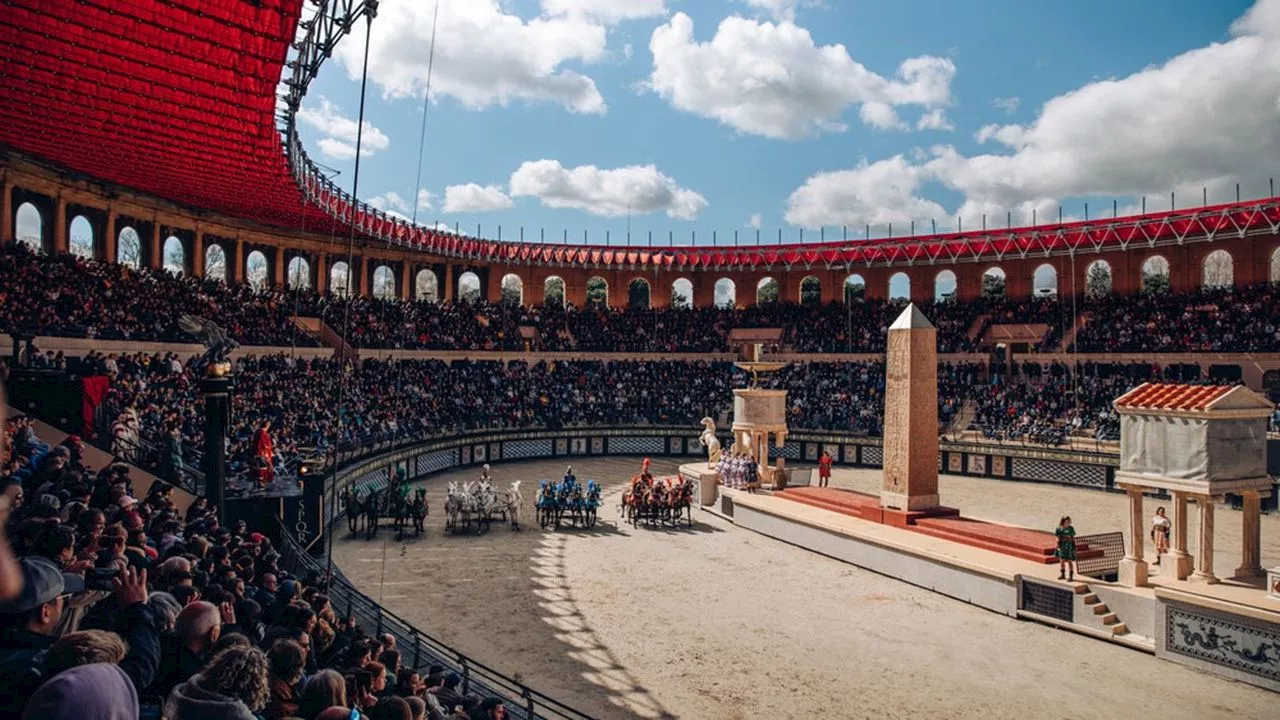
top-left (1071, 283), bottom-right (1280, 353)
top-left (2, 403), bottom-right (514, 720)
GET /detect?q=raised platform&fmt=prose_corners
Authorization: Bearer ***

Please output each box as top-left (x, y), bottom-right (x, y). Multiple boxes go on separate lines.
top-left (776, 486), bottom-right (1103, 565)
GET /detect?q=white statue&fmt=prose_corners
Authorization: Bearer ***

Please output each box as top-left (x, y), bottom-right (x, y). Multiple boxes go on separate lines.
top-left (699, 417), bottom-right (722, 469)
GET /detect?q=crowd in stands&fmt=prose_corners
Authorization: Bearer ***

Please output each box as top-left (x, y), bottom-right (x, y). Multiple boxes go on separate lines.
top-left (1071, 283), bottom-right (1280, 353)
top-left (1, 406), bottom-right (515, 720)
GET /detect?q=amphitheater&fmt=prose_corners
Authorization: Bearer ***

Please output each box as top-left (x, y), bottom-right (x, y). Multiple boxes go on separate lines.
top-left (2, 2), bottom-right (1280, 720)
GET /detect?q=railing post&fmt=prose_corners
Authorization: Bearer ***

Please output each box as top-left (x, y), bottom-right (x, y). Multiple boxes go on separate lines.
top-left (523, 688), bottom-right (535, 720)
top-left (413, 633), bottom-right (421, 670)
top-left (459, 656), bottom-right (470, 696)
top-left (375, 606), bottom-right (383, 638)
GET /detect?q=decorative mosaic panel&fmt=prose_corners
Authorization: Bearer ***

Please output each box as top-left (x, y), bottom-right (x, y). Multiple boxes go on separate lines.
top-left (1166, 603), bottom-right (1280, 683)
top-left (488, 443), bottom-right (502, 462)
top-left (688, 437), bottom-right (702, 455)
top-left (1011, 458), bottom-right (1108, 488)
top-left (472, 444), bottom-right (487, 463)
top-left (554, 438), bottom-right (568, 455)
top-left (947, 453), bottom-right (963, 473)
top-left (570, 438), bottom-right (588, 455)
top-left (779, 442), bottom-right (801, 460)
top-left (862, 445), bottom-right (883, 467)
top-left (821, 444), bottom-right (839, 461)
top-left (991, 456), bottom-right (1007, 477)
top-left (804, 443), bottom-right (818, 461)
top-left (415, 449), bottom-right (459, 477)
top-left (967, 454), bottom-right (988, 475)
top-left (503, 439), bottom-right (554, 460)
top-left (668, 437), bottom-right (684, 454)
top-left (841, 445), bottom-right (857, 464)
top-left (1020, 579), bottom-right (1074, 622)
top-left (461, 446), bottom-right (471, 464)
top-left (609, 436), bottom-right (667, 455)
top-left (590, 437), bottom-right (605, 454)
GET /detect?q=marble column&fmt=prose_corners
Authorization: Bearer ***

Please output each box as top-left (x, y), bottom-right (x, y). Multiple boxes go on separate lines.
top-left (1235, 491), bottom-right (1263, 578)
top-left (1120, 485), bottom-right (1148, 586)
top-left (1191, 495), bottom-right (1218, 584)
top-left (1169, 491), bottom-right (1194, 580)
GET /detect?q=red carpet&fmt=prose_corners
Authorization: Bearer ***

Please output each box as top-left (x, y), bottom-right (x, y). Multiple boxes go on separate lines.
top-left (775, 487), bottom-right (1102, 565)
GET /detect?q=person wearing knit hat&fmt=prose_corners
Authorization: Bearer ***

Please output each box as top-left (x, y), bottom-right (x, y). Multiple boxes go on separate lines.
top-left (21, 663), bottom-right (138, 720)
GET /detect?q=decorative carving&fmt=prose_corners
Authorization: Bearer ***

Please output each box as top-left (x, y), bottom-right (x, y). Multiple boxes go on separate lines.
top-left (1166, 604), bottom-right (1280, 682)
top-left (699, 417), bottom-right (722, 469)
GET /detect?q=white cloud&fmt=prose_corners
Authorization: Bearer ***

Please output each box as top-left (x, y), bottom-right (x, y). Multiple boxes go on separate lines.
top-left (990, 96), bottom-right (1020, 115)
top-left (747, 213), bottom-right (763, 229)
top-left (442, 183), bottom-right (516, 213)
top-left (366, 189), bottom-right (434, 216)
top-left (297, 97), bottom-right (390, 160)
top-left (916, 108), bottom-right (953, 131)
top-left (859, 101), bottom-right (906, 131)
top-left (786, 0), bottom-right (1280, 228)
top-left (645, 13), bottom-right (955, 139)
top-left (335, 0), bottom-right (613, 115)
top-left (509, 160), bottom-right (708, 219)
top-left (785, 155), bottom-right (947, 228)
top-left (740, 0), bottom-right (820, 22)
top-left (540, 0), bottom-right (666, 24)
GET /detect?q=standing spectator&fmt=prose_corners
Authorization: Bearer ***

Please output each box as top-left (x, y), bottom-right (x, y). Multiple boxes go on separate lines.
top-left (817, 450), bottom-right (832, 488)
top-left (1055, 516), bottom-right (1077, 581)
top-left (1151, 506), bottom-right (1171, 567)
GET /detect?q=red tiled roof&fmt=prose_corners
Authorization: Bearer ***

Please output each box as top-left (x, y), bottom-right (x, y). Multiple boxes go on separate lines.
top-left (1113, 383), bottom-right (1235, 411)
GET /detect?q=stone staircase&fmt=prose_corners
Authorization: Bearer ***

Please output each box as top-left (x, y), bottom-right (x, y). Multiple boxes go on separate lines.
top-left (966, 313), bottom-right (991, 341)
top-left (945, 399), bottom-right (977, 435)
top-left (1058, 312), bottom-right (1091, 352)
top-left (1075, 583), bottom-right (1129, 637)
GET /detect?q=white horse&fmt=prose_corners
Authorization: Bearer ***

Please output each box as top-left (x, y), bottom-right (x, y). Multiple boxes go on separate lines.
top-left (505, 480), bottom-right (523, 531)
top-left (699, 416), bottom-right (722, 469)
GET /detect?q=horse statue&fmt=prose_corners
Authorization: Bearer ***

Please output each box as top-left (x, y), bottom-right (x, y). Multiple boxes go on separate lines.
top-left (699, 417), bottom-right (722, 469)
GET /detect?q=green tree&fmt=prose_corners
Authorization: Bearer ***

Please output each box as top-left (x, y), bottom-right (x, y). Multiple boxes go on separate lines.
top-left (1142, 271), bottom-right (1170, 295)
top-left (586, 276), bottom-right (608, 307)
top-left (757, 279), bottom-right (779, 305)
top-left (982, 273), bottom-right (1006, 299)
top-left (1086, 262), bottom-right (1112, 298)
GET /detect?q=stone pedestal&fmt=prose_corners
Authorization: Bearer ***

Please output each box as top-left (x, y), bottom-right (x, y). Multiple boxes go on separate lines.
top-left (679, 463), bottom-right (721, 506)
top-left (731, 388), bottom-right (788, 491)
top-left (881, 304), bottom-right (940, 511)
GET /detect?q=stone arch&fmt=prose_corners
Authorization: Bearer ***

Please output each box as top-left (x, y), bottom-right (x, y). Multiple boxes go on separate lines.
top-left (68, 215), bottom-right (94, 259)
top-left (1269, 246), bottom-right (1280, 284)
top-left (288, 256), bottom-right (311, 290)
top-left (1141, 255), bottom-right (1170, 294)
top-left (714, 278), bottom-right (736, 308)
top-left (416, 269), bottom-right (439, 301)
top-left (15, 202), bottom-right (42, 253)
top-left (246, 250), bottom-right (268, 290)
top-left (543, 276), bottom-right (565, 307)
top-left (501, 273), bottom-right (523, 306)
top-left (458, 271), bottom-right (481, 303)
top-left (671, 277), bottom-right (694, 308)
top-left (981, 267), bottom-right (1006, 299)
top-left (799, 276), bottom-right (821, 306)
top-left (628, 278), bottom-right (651, 309)
top-left (372, 265), bottom-right (396, 300)
top-left (586, 276), bottom-right (608, 307)
top-left (163, 235), bottom-right (185, 275)
top-left (205, 244), bottom-right (227, 281)
top-left (1085, 258), bottom-right (1113, 298)
top-left (756, 277), bottom-right (779, 305)
top-left (1202, 249), bottom-right (1233, 289)
top-left (844, 274), bottom-right (866, 303)
top-left (330, 261), bottom-right (351, 297)
top-left (935, 269), bottom-right (958, 302)
top-left (888, 272), bottom-right (910, 301)
top-left (117, 226), bottom-right (141, 267)
top-left (1033, 263), bottom-right (1058, 297)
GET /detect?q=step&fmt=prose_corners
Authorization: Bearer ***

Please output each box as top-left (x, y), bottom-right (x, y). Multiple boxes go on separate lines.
top-left (1072, 584), bottom-right (1091, 595)
top-left (1099, 612), bottom-right (1119, 625)
top-left (1091, 604), bottom-right (1111, 616)
top-left (778, 492), bottom-right (884, 522)
top-left (1082, 593), bottom-right (1100, 604)
top-left (908, 523), bottom-right (1059, 564)
top-left (1110, 623), bottom-right (1129, 636)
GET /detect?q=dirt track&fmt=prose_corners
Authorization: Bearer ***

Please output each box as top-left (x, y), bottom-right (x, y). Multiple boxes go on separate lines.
top-left (331, 458), bottom-right (1277, 720)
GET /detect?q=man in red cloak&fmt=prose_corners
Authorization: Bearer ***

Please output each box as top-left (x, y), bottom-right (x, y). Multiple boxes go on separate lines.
top-left (254, 420), bottom-right (275, 488)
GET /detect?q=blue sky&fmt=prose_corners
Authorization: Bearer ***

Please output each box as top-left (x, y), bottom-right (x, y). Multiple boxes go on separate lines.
top-left (294, 0), bottom-right (1278, 246)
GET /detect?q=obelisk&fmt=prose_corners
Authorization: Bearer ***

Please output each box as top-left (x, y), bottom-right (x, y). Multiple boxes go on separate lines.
top-left (880, 303), bottom-right (940, 511)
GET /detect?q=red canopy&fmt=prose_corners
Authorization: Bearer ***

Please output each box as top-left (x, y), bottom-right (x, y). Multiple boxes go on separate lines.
top-left (3, 0), bottom-right (1279, 270)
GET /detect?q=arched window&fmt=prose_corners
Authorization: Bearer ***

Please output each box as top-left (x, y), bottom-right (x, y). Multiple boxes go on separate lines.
top-left (330, 261), bottom-right (351, 297)
top-left (888, 272), bottom-right (910, 301)
top-left (1269, 247), bottom-right (1280, 284)
top-left (1141, 255), bottom-right (1170, 294)
top-left (458, 271), bottom-right (481, 304)
top-left (935, 270), bottom-right (957, 302)
top-left (205, 244), bottom-right (227, 281)
top-left (714, 278), bottom-right (736, 308)
top-left (68, 215), bottom-right (94, 259)
top-left (163, 236), bottom-right (185, 275)
top-left (628, 278), bottom-right (651, 309)
top-left (756, 277), bottom-right (779, 305)
top-left (288, 256), bottom-right (311, 290)
top-left (501, 273), bottom-right (523, 306)
top-left (586, 276), bottom-right (608, 307)
top-left (1202, 249), bottom-right (1233, 289)
top-left (15, 202), bottom-right (42, 253)
top-left (981, 267), bottom-right (1005, 299)
top-left (844, 274), bottom-right (865, 303)
top-left (117, 227), bottom-right (141, 268)
top-left (671, 278), bottom-right (693, 309)
top-left (246, 250), bottom-right (268, 290)
top-left (799, 276), bottom-right (821, 306)
top-left (416, 269), bottom-right (439, 302)
top-left (1085, 259), bottom-right (1112, 298)
top-left (543, 276), bottom-right (565, 307)
top-left (1033, 263), bottom-right (1058, 297)
top-left (372, 265), bottom-right (396, 300)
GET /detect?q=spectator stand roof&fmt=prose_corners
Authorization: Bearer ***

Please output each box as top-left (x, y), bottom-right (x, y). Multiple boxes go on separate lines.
top-left (3, 0), bottom-right (1280, 272)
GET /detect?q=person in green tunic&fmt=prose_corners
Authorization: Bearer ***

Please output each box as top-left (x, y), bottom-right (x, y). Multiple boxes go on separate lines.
top-left (1055, 515), bottom-right (1077, 581)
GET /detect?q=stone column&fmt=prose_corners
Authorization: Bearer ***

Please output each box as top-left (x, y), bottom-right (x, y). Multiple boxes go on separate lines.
top-left (1120, 485), bottom-right (1148, 586)
top-left (401, 263), bottom-right (411, 301)
top-left (231, 236), bottom-right (244, 284)
top-left (443, 264), bottom-right (455, 302)
top-left (149, 220), bottom-right (162, 270)
top-left (316, 253), bottom-right (328, 294)
top-left (1169, 491), bottom-right (1194, 580)
top-left (274, 248), bottom-right (286, 287)
top-left (1235, 491), bottom-right (1264, 578)
top-left (1191, 496), bottom-right (1218, 584)
top-left (1, 180), bottom-right (13, 243)
top-left (358, 258), bottom-right (369, 296)
top-left (192, 228), bottom-right (205, 278)
top-left (880, 304), bottom-right (940, 511)
top-left (104, 210), bottom-right (117, 264)
top-left (53, 196), bottom-right (68, 254)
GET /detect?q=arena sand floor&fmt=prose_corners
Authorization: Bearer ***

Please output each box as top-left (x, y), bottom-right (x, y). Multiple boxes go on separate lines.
top-left (331, 457), bottom-right (1278, 720)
